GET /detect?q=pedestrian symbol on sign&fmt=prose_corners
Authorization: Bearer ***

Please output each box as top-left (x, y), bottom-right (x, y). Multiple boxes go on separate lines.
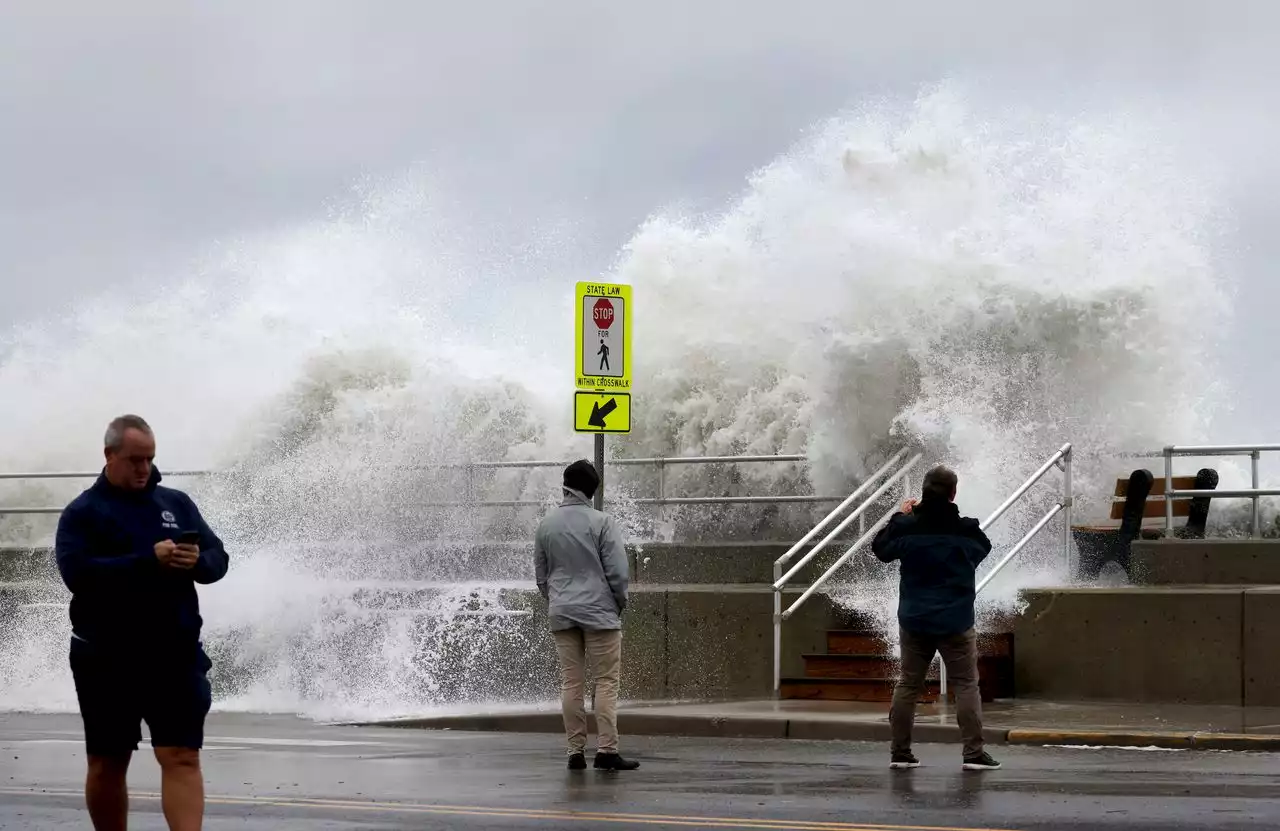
top-left (598, 338), bottom-right (610, 371)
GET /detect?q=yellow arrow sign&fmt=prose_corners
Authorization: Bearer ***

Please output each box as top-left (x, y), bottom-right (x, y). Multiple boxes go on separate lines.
top-left (574, 392), bottom-right (631, 434)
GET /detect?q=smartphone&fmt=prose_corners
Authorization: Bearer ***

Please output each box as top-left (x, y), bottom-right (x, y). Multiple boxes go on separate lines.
top-left (178, 530), bottom-right (201, 546)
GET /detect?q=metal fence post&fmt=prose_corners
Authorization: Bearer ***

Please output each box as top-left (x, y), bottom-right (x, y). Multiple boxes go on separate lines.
top-left (1252, 451), bottom-right (1261, 538)
top-left (773, 562), bottom-right (782, 699)
top-left (1063, 447), bottom-right (1074, 575)
top-left (656, 458), bottom-right (666, 529)
top-left (594, 434), bottom-right (605, 511)
top-left (1164, 448), bottom-right (1175, 538)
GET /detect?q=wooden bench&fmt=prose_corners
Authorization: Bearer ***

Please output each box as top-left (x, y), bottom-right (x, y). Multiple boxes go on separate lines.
top-left (1072, 468), bottom-right (1219, 579)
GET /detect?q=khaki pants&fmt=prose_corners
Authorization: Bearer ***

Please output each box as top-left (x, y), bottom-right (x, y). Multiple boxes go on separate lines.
top-left (890, 626), bottom-right (984, 759)
top-left (553, 628), bottom-right (622, 755)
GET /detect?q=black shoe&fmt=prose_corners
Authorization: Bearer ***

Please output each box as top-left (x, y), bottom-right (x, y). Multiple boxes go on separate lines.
top-left (962, 752), bottom-right (1001, 771)
top-left (890, 752), bottom-right (920, 769)
top-left (567, 753), bottom-right (587, 770)
top-left (594, 752), bottom-right (640, 771)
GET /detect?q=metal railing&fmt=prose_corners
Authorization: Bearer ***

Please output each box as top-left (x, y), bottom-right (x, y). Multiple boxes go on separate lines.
top-left (0, 454), bottom-right (847, 516)
top-left (1161, 444), bottom-right (1280, 538)
top-left (949, 442), bottom-right (1074, 695)
top-left (770, 442), bottom-right (1073, 699)
top-left (771, 449), bottom-right (923, 696)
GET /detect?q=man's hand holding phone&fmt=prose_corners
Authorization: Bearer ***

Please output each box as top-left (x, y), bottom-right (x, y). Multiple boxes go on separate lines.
top-left (156, 531), bottom-right (201, 570)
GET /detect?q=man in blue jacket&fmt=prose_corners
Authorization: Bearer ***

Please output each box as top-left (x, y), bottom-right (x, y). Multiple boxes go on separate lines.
top-left (55, 414), bottom-right (229, 831)
top-left (872, 464), bottom-right (1000, 771)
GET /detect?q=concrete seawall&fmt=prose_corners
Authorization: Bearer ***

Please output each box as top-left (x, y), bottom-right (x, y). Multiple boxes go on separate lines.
top-left (1014, 538), bottom-right (1280, 706)
top-left (1, 543), bottom-right (858, 704)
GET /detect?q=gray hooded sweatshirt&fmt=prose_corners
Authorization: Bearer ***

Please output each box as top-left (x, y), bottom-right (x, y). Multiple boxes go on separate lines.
top-left (534, 487), bottom-right (629, 631)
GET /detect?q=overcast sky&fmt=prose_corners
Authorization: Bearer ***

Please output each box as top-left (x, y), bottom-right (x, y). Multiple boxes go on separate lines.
top-left (2, 1), bottom-right (1278, 434)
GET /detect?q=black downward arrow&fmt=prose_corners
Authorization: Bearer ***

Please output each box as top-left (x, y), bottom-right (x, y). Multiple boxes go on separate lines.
top-left (588, 398), bottom-right (618, 428)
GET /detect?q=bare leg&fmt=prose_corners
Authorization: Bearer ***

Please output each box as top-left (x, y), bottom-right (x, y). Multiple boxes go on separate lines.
top-left (154, 747), bottom-right (204, 831)
top-left (86, 754), bottom-right (131, 831)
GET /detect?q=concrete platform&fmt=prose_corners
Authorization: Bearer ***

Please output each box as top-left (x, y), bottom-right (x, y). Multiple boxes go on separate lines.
top-left (1013, 585), bottom-right (1280, 706)
top-left (1131, 538), bottom-right (1280, 585)
top-left (366, 697), bottom-right (1280, 752)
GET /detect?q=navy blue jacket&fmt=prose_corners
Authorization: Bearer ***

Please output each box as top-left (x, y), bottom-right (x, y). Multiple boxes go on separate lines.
top-left (871, 498), bottom-right (992, 637)
top-left (55, 467), bottom-right (229, 654)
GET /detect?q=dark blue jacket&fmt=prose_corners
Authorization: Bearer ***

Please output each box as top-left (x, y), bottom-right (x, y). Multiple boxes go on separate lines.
top-left (871, 498), bottom-right (992, 637)
top-left (55, 466), bottom-right (229, 655)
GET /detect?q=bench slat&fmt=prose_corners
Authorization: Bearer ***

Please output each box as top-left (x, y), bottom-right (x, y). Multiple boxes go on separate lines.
top-left (1114, 476), bottom-right (1199, 497)
top-left (1109, 499), bottom-right (1193, 521)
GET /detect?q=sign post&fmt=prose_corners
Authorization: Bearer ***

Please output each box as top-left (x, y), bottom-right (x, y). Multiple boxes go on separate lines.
top-left (574, 281), bottom-right (632, 510)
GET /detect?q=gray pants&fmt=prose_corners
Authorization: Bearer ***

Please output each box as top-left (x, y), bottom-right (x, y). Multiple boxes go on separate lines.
top-left (889, 626), bottom-right (984, 759)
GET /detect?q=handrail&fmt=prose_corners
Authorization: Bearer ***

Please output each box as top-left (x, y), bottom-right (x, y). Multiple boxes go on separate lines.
top-left (1162, 443), bottom-right (1279, 538)
top-left (0, 493), bottom-right (860, 517)
top-left (0, 470), bottom-right (216, 481)
top-left (0, 454), bottom-right (810, 481)
top-left (1164, 443), bottom-right (1280, 456)
top-left (970, 443), bottom-right (1074, 596)
top-left (0, 453), bottom-right (834, 517)
top-left (774, 451), bottom-right (916, 588)
top-left (980, 443), bottom-right (1073, 532)
top-left (944, 442), bottom-right (1073, 698)
top-left (975, 504), bottom-right (1064, 594)
top-left (773, 449), bottom-right (909, 572)
top-left (781, 497), bottom-right (908, 620)
top-left (770, 449), bottom-right (921, 696)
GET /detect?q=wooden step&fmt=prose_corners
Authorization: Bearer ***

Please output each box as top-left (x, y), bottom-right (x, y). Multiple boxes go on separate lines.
top-left (802, 653), bottom-right (1011, 681)
top-left (826, 630), bottom-right (1014, 658)
top-left (826, 630), bottom-right (889, 655)
top-left (804, 654), bottom-right (897, 680)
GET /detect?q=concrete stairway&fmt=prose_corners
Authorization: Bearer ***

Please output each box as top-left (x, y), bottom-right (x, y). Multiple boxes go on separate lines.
top-left (780, 629), bottom-right (1015, 703)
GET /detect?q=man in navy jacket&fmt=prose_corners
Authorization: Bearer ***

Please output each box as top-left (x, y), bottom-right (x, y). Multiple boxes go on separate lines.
top-left (55, 414), bottom-right (229, 831)
top-left (872, 464), bottom-right (1000, 772)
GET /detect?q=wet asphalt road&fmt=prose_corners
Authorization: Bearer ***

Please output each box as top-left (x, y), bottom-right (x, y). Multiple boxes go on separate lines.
top-left (1, 713), bottom-right (1278, 830)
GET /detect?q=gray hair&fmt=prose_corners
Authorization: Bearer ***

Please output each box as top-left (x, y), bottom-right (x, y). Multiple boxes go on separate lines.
top-left (104, 414), bottom-right (153, 451)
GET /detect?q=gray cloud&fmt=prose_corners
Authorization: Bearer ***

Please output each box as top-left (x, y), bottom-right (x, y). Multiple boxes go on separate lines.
top-left (2, 1), bottom-right (1277, 432)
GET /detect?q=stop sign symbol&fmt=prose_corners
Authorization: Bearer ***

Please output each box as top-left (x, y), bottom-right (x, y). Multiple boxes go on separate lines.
top-left (593, 298), bottom-right (615, 329)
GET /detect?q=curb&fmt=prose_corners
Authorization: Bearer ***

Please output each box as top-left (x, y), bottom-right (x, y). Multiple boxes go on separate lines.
top-left (360, 713), bottom-right (1008, 745)
top-left (363, 713), bottom-right (1280, 752)
top-left (1006, 729), bottom-right (1280, 752)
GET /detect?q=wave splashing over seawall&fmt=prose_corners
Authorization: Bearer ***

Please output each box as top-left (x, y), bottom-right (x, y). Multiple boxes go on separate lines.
top-left (0, 85), bottom-right (1238, 718)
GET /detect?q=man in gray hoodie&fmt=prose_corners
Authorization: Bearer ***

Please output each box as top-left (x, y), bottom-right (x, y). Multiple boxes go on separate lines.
top-left (535, 459), bottom-right (639, 771)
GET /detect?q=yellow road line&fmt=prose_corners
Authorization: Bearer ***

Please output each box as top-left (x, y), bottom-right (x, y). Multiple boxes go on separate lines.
top-left (0, 787), bottom-right (1019, 831)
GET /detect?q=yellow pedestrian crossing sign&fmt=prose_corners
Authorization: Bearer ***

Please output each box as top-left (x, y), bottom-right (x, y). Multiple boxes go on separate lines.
top-left (574, 392), bottom-right (631, 434)
top-left (575, 282), bottom-right (631, 392)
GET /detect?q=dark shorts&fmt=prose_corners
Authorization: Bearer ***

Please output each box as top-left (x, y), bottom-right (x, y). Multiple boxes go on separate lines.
top-left (69, 637), bottom-right (213, 757)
